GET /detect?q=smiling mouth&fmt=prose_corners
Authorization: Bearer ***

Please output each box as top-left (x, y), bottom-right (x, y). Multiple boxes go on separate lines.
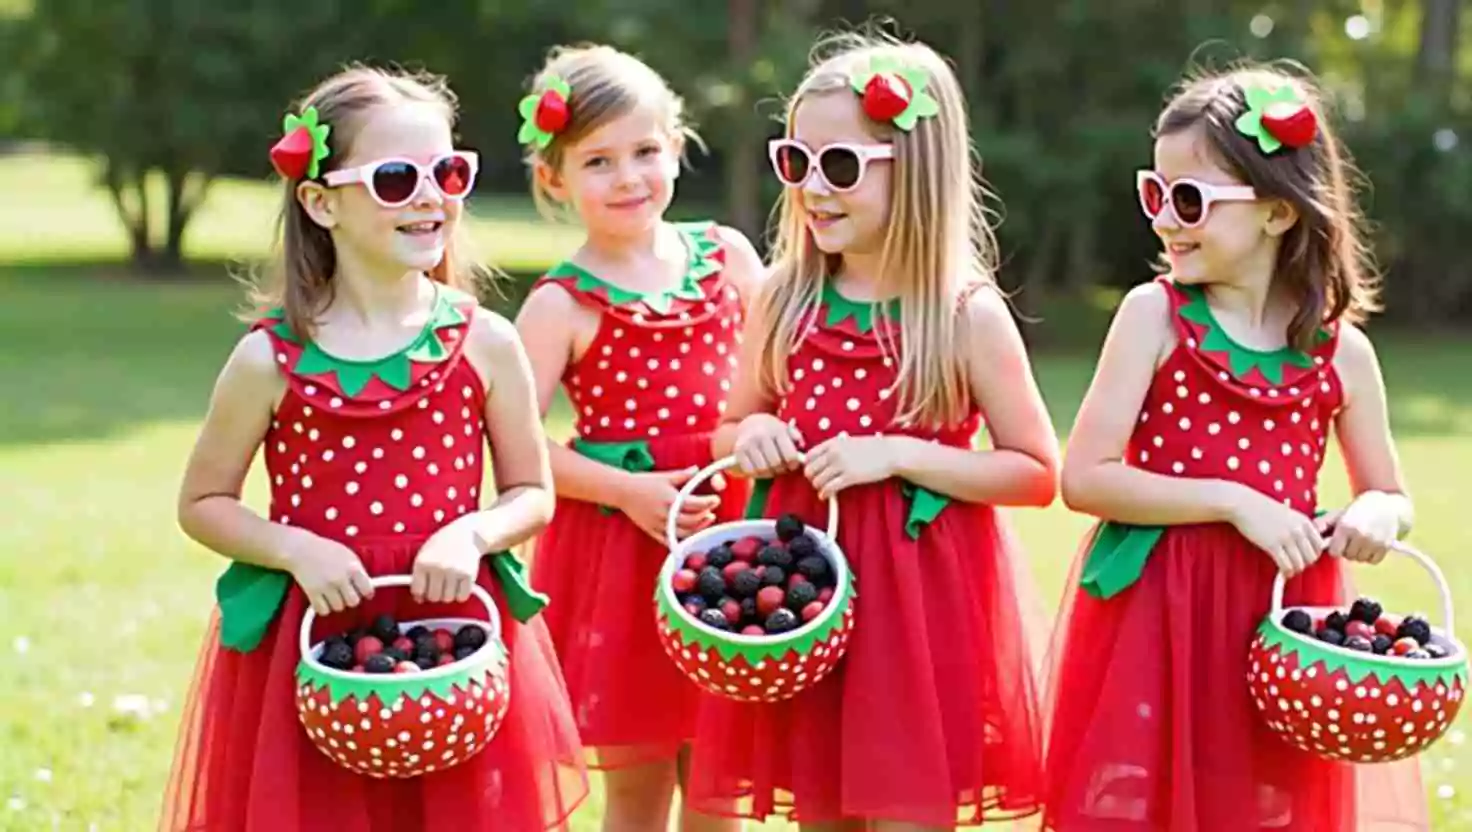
top-left (608, 196), bottom-right (651, 209)
top-left (809, 209), bottom-right (847, 225)
top-left (1167, 241), bottom-right (1199, 256)
top-left (396, 221), bottom-right (443, 236)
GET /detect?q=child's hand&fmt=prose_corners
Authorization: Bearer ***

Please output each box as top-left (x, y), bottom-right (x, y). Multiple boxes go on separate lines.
top-left (803, 433), bottom-right (897, 500)
top-left (411, 517), bottom-right (483, 604)
top-left (1228, 488), bottom-right (1326, 578)
top-left (617, 467), bottom-right (721, 545)
top-left (1315, 492), bottom-right (1401, 565)
top-left (283, 529), bottom-right (375, 616)
top-left (733, 414), bottom-right (805, 478)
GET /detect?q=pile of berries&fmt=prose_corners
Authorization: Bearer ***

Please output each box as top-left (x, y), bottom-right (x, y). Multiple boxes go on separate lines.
top-left (1281, 597), bottom-right (1448, 659)
top-left (672, 513), bottom-right (839, 637)
top-left (314, 613), bottom-right (490, 674)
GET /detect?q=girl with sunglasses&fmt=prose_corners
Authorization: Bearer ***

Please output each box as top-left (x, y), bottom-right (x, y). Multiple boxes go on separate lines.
top-left (512, 43), bottom-right (762, 832)
top-left (1041, 65), bottom-right (1426, 830)
top-left (162, 66), bottom-right (589, 831)
top-left (684, 32), bottom-right (1061, 829)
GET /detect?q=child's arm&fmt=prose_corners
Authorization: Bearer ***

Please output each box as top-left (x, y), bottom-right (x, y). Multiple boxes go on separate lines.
top-left (803, 284), bottom-right (1058, 507)
top-left (1317, 323), bottom-right (1413, 563)
top-left (514, 283), bottom-right (718, 543)
top-left (177, 331), bottom-right (375, 616)
top-left (1061, 283), bottom-right (1324, 574)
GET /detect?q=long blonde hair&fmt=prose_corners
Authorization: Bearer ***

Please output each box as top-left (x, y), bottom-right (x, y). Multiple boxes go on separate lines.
top-left (241, 65), bottom-right (489, 339)
top-left (755, 32), bottom-right (998, 428)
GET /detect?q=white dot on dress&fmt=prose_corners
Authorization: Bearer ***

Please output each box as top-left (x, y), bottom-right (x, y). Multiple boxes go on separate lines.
top-left (326, 507), bottom-right (338, 520)
top-left (395, 475), bottom-right (408, 489)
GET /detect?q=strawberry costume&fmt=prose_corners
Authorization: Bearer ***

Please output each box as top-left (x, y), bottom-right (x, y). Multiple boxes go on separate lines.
top-left (1041, 277), bottom-right (1426, 830)
top-left (682, 281), bottom-right (1047, 826)
top-left (161, 284), bottom-right (588, 831)
top-left (528, 221), bottom-right (753, 769)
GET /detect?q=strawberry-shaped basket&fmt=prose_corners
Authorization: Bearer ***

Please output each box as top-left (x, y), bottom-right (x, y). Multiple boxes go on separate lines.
top-left (295, 575), bottom-right (511, 778)
top-left (656, 456), bottom-right (856, 703)
top-left (1248, 542), bottom-right (1468, 763)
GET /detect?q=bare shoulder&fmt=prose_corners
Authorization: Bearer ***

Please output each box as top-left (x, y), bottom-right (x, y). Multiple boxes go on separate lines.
top-left (467, 305), bottom-right (525, 359)
top-left (1330, 320), bottom-right (1383, 399)
top-left (222, 329), bottom-right (287, 392)
top-left (516, 278), bottom-right (586, 322)
top-left (713, 223), bottom-right (766, 301)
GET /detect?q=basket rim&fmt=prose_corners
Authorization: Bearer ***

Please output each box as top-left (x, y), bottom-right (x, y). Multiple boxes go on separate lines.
top-left (298, 616), bottom-right (502, 683)
top-left (658, 518), bottom-right (851, 647)
top-left (1260, 611), bottom-right (1469, 670)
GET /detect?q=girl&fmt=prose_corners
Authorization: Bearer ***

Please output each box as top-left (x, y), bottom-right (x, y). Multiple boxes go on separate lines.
top-left (514, 44), bottom-right (762, 831)
top-left (686, 32), bottom-right (1061, 829)
top-left (1041, 65), bottom-right (1427, 830)
top-left (161, 66), bottom-right (588, 831)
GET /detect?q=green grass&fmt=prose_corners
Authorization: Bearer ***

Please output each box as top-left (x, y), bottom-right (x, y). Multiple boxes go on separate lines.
top-left (2, 152), bottom-right (1471, 829)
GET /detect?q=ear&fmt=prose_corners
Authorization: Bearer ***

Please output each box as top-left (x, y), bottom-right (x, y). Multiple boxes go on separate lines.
top-left (534, 159), bottom-right (568, 204)
top-left (1262, 198), bottom-right (1299, 237)
top-left (296, 180), bottom-right (338, 230)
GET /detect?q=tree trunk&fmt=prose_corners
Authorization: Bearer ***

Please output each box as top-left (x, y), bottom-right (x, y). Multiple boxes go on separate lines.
top-left (1416, 0), bottom-right (1461, 103)
top-left (726, 0), bottom-right (761, 242)
top-left (162, 168), bottom-right (211, 270)
top-left (103, 161), bottom-right (154, 267)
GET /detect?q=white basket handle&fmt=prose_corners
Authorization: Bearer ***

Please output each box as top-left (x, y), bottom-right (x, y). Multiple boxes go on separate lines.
top-left (1271, 541), bottom-right (1454, 633)
top-left (665, 455), bottom-right (840, 552)
top-left (298, 574), bottom-right (500, 660)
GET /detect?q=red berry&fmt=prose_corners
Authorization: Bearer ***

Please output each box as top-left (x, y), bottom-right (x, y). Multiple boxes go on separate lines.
top-left (722, 562), bottom-right (751, 585)
top-left (683, 601), bottom-right (705, 617)
top-left (1375, 616), bottom-right (1400, 637)
top-left (721, 599), bottom-right (743, 625)
top-left (1344, 620), bottom-right (1374, 640)
top-left (351, 664), bottom-right (364, 673)
top-left (818, 587), bottom-right (835, 604)
top-left (534, 91), bottom-right (570, 134)
top-left (861, 73), bottom-right (912, 122)
top-left (392, 636), bottom-right (415, 654)
top-left (801, 601), bottom-right (825, 622)
top-left (437, 653), bottom-right (455, 666)
top-left (672, 568), bottom-right (698, 593)
top-left (394, 661), bottom-right (419, 674)
top-left (433, 629), bottom-right (456, 653)
top-left (1393, 637), bottom-right (1420, 656)
top-left (353, 636), bottom-right (384, 666)
top-left (757, 586), bottom-right (786, 617)
top-left (741, 625), bottom-right (766, 636)
top-left (731, 537), bottom-right (762, 563)
top-left (684, 552), bottom-right (708, 571)
top-left (787, 573), bottom-right (808, 589)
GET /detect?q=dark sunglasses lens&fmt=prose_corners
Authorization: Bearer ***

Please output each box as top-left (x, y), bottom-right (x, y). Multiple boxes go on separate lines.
top-left (1172, 182), bottom-right (1205, 224)
top-left (1140, 178), bottom-right (1165, 217)
top-left (819, 147), bottom-right (862, 190)
top-left (773, 145), bottom-right (810, 185)
top-left (371, 162), bottom-right (420, 205)
top-left (434, 156), bottom-right (473, 197)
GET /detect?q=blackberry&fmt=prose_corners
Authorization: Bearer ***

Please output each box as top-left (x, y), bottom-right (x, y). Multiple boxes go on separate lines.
top-left (1406, 648), bottom-right (1432, 660)
top-left (1426, 643), bottom-right (1450, 659)
top-left (1280, 609), bottom-right (1313, 635)
top-left (681, 595), bottom-right (709, 614)
top-left (740, 597), bottom-right (758, 623)
top-left (789, 535), bottom-right (819, 560)
top-left (413, 640), bottom-right (439, 661)
top-left (1349, 597), bottom-right (1383, 625)
top-left (369, 614), bottom-right (400, 643)
top-left (776, 514), bottom-right (805, 542)
top-left (1344, 635), bottom-right (1374, 652)
top-left (730, 570), bottom-right (762, 599)
top-left (319, 640), bottom-right (355, 670)
top-left (382, 646), bottom-right (409, 663)
top-left (406, 625), bottom-right (431, 642)
top-left (364, 654), bottom-right (397, 674)
top-left (453, 645), bottom-right (478, 661)
top-left (1371, 635), bottom-right (1394, 655)
top-left (1316, 628), bottom-right (1345, 647)
top-left (414, 655), bottom-right (438, 671)
top-left (705, 545), bottom-right (735, 570)
top-left (795, 556), bottom-right (831, 585)
top-left (786, 582), bottom-right (819, 612)
top-left (697, 567), bottom-right (727, 602)
top-left (764, 608), bottom-right (799, 634)
top-left (454, 625), bottom-right (488, 651)
top-left (344, 627), bottom-right (369, 647)
top-left (760, 567), bottom-right (786, 587)
top-left (698, 608), bottom-right (732, 632)
top-left (1324, 611), bottom-right (1349, 634)
top-left (757, 545), bottom-right (793, 569)
top-left (1396, 615), bottom-right (1433, 646)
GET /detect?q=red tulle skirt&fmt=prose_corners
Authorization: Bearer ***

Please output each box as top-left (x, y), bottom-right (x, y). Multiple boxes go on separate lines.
top-left (1042, 522), bottom-right (1428, 831)
top-left (530, 434), bottom-right (749, 770)
top-left (682, 473), bottom-right (1050, 826)
top-left (160, 535), bottom-right (589, 832)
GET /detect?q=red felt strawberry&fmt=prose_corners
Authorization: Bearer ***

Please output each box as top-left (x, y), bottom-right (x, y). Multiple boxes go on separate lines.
top-left (534, 91), bottom-right (570, 135)
top-left (270, 127), bottom-right (315, 180)
top-left (861, 73), bottom-right (912, 123)
top-left (1261, 102), bottom-right (1317, 149)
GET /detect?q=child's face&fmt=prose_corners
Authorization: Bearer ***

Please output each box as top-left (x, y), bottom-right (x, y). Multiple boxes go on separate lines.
top-left (545, 107), bottom-right (679, 239)
top-left (1148, 127), bottom-right (1277, 286)
top-left (787, 92), bottom-right (893, 258)
top-left (319, 102), bottom-right (462, 276)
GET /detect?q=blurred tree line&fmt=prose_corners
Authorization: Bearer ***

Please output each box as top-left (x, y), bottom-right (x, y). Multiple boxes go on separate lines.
top-left (1, 0), bottom-right (1469, 324)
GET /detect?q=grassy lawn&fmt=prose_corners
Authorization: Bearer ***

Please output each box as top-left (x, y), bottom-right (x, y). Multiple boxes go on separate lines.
top-left (2, 152), bottom-right (1470, 829)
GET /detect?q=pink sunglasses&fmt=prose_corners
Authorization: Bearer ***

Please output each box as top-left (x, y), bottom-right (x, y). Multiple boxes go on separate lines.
top-left (1136, 170), bottom-right (1258, 228)
top-left (324, 151), bottom-right (480, 208)
top-left (769, 138), bottom-right (893, 193)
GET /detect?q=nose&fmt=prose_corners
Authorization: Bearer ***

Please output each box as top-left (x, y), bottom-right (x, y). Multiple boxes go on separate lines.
top-left (1151, 202), bottom-right (1180, 233)
top-left (800, 168), bottom-right (831, 198)
top-left (410, 172), bottom-right (443, 207)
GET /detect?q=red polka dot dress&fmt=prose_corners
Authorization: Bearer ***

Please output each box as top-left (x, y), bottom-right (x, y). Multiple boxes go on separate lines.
top-left (683, 281), bottom-right (1048, 826)
top-left (161, 283), bottom-right (589, 832)
top-left (1041, 277), bottom-right (1427, 831)
top-left (529, 221), bottom-right (753, 770)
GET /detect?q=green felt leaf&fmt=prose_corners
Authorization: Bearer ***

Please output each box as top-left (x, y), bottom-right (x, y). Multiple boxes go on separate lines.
top-left (1257, 619), bottom-right (1468, 691)
top-left (296, 639), bottom-right (508, 707)
top-left (546, 75), bottom-right (571, 98)
top-left (1177, 284), bottom-right (1316, 385)
top-left (216, 563), bottom-right (291, 652)
top-left (488, 550), bottom-right (548, 622)
top-left (656, 564), bottom-right (856, 664)
top-left (282, 106), bottom-right (331, 179)
top-left (517, 93), bottom-right (539, 121)
top-left (1235, 83), bottom-right (1306, 155)
top-left (821, 279), bottom-right (899, 334)
top-left (898, 480), bottom-right (950, 539)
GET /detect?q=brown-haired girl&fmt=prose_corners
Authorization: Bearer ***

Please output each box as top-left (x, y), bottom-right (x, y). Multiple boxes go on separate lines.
top-left (162, 65), bottom-right (589, 831)
top-left (1042, 63), bottom-right (1427, 830)
top-left (513, 43), bottom-right (761, 831)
